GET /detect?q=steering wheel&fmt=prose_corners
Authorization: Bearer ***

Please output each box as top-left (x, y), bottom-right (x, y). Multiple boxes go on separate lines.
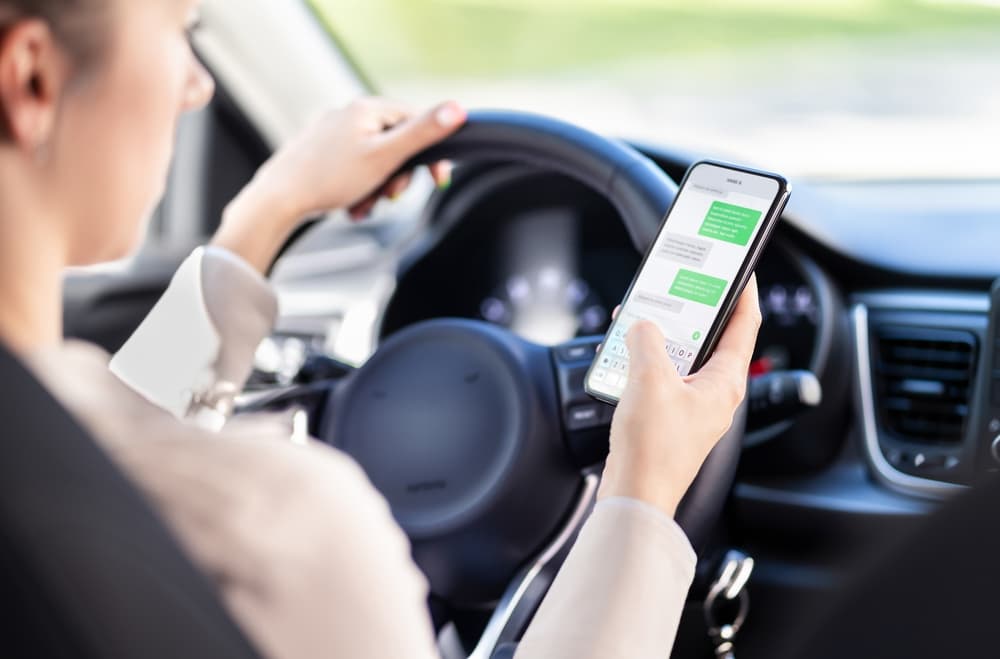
top-left (287, 111), bottom-right (745, 656)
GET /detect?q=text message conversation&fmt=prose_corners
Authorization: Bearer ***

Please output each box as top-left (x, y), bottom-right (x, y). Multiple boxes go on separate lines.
top-left (589, 163), bottom-right (779, 395)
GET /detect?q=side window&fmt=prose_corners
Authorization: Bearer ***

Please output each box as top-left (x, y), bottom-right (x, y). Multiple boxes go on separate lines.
top-left (150, 87), bottom-right (272, 252)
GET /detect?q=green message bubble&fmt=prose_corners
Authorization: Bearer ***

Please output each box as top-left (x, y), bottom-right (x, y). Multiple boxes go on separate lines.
top-left (669, 269), bottom-right (728, 307)
top-left (698, 201), bottom-right (762, 246)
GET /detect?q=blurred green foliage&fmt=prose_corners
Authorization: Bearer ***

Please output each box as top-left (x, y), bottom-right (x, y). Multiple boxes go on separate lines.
top-left (307, 0), bottom-right (1000, 80)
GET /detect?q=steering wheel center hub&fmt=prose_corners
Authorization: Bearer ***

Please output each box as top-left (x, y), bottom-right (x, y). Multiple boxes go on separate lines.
top-left (333, 321), bottom-right (524, 533)
top-left (323, 319), bottom-right (581, 603)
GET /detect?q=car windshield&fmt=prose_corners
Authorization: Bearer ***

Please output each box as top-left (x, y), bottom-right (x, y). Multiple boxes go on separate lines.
top-left (308, 0), bottom-right (1000, 181)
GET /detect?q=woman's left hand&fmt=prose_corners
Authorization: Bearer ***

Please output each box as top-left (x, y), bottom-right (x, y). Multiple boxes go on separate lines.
top-left (213, 97), bottom-right (466, 273)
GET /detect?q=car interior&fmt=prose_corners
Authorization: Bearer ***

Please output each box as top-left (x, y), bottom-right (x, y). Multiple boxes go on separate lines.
top-left (6, 0), bottom-right (1000, 657)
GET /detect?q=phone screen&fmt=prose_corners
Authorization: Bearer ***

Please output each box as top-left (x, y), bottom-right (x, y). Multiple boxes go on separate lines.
top-left (587, 162), bottom-right (782, 399)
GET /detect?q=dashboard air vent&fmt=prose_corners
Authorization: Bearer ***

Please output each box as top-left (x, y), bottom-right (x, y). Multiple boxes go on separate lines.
top-left (872, 326), bottom-right (977, 444)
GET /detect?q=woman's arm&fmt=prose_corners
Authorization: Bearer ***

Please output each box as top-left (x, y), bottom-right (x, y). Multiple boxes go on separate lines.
top-left (516, 281), bottom-right (762, 658)
top-left (515, 499), bottom-right (696, 658)
top-left (212, 98), bottom-right (465, 275)
top-left (110, 99), bottom-right (464, 426)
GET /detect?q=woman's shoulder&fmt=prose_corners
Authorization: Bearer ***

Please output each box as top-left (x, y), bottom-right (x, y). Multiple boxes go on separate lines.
top-left (96, 398), bottom-right (432, 658)
top-left (25, 337), bottom-right (408, 566)
top-left (24, 338), bottom-right (178, 433)
top-left (121, 424), bottom-right (424, 606)
top-left (25, 338), bottom-right (112, 378)
top-left (25, 338), bottom-right (390, 533)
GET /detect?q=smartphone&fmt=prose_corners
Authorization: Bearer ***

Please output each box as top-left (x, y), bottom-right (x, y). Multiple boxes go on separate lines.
top-left (585, 160), bottom-right (790, 405)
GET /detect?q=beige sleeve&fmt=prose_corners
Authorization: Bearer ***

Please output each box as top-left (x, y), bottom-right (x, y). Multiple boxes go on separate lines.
top-left (515, 497), bottom-right (697, 659)
top-left (109, 246), bottom-right (278, 427)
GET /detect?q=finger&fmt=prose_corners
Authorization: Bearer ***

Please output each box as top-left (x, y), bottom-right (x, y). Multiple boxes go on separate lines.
top-left (624, 320), bottom-right (681, 389)
top-left (688, 275), bottom-right (762, 391)
top-left (382, 172), bottom-right (413, 200)
top-left (378, 100), bottom-right (466, 164)
top-left (429, 160), bottom-right (454, 189)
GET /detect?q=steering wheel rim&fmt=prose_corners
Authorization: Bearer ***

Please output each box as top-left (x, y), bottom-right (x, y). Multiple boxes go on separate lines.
top-left (401, 109), bottom-right (674, 253)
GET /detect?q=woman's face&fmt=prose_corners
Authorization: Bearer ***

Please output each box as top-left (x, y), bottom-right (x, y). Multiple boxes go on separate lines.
top-left (52, 0), bottom-right (214, 265)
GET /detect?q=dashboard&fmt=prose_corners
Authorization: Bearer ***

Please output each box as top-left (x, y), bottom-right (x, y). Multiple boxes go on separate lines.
top-left (274, 147), bottom-right (1000, 501)
top-left (368, 147), bottom-right (1000, 501)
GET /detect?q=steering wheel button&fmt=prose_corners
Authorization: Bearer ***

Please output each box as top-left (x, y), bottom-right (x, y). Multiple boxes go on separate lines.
top-left (558, 344), bottom-right (596, 362)
top-left (567, 404), bottom-right (604, 431)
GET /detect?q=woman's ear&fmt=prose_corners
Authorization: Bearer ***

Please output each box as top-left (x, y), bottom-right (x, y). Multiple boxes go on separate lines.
top-left (0, 19), bottom-right (68, 154)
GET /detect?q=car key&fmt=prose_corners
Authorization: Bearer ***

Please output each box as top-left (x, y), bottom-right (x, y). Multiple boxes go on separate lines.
top-left (703, 549), bottom-right (754, 658)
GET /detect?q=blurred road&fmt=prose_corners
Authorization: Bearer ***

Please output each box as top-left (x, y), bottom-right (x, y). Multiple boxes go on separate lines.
top-left (389, 33), bottom-right (1000, 180)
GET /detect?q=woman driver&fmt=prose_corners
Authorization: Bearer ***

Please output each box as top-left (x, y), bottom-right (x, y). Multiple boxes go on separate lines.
top-left (0, 1), bottom-right (762, 657)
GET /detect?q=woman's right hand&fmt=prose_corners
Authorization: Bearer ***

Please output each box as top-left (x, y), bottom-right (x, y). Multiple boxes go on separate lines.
top-left (597, 276), bottom-right (762, 518)
top-left (212, 97), bottom-right (465, 274)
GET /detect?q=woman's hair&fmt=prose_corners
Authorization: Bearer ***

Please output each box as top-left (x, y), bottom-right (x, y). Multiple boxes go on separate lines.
top-left (0, 0), bottom-right (109, 66)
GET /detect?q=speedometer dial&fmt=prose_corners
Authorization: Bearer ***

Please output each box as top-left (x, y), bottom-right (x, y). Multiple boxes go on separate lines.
top-left (479, 269), bottom-right (607, 345)
top-left (750, 282), bottom-right (819, 375)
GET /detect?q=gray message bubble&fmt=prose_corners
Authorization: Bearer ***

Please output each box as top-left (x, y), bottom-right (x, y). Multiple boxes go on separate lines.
top-left (633, 293), bottom-right (684, 314)
top-left (661, 233), bottom-right (714, 268)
